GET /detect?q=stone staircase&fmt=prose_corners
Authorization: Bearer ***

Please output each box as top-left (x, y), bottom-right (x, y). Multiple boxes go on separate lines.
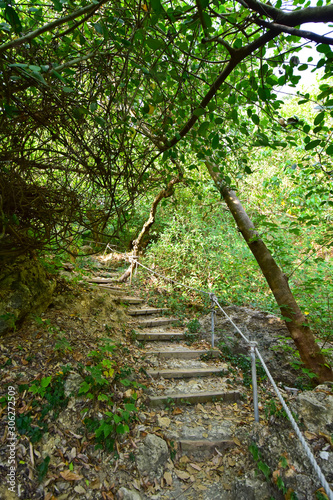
top-left (85, 268), bottom-right (244, 461)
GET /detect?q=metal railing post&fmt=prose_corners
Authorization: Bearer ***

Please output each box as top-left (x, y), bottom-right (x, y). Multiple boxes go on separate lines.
top-left (249, 341), bottom-right (259, 423)
top-left (209, 293), bottom-right (215, 348)
top-left (129, 254), bottom-right (134, 286)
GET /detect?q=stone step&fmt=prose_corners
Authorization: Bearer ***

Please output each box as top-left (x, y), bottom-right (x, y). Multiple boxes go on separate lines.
top-left (128, 307), bottom-right (168, 316)
top-left (177, 439), bottom-right (235, 459)
top-left (98, 285), bottom-right (128, 294)
top-left (135, 332), bottom-right (185, 341)
top-left (146, 349), bottom-right (220, 360)
top-left (134, 318), bottom-right (178, 328)
top-left (147, 367), bottom-right (227, 379)
top-left (119, 296), bottom-right (145, 305)
top-left (148, 390), bottom-right (241, 407)
top-left (86, 277), bottom-right (118, 283)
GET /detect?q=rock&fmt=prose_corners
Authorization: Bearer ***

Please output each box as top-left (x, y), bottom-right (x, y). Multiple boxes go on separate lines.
top-left (157, 416), bottom-right (171, 428)
top-left (136, 433), bottom-right (169, 479)
top-left (295, 386), bottom-right (333, 434)
top-left (248, 421), bottom-right (326, 499)
top-left (41, 434), bottom-right (62, 462)
top-left (232, 473), bottom-right (275, 500)
top-left (117, 487), bottom-right (142, 500)
top-left (64, 372), bottom-right (84, 397)
top-left (200, 305), bottom-right (301, 385)
top-left (0, 256), bottom-right (56, 336)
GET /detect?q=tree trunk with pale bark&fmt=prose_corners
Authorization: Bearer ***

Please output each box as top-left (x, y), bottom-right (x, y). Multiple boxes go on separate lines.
top-left (118, 173), bottom-right (183, 282)
top-left (206, 162), bottom-right (333, 383)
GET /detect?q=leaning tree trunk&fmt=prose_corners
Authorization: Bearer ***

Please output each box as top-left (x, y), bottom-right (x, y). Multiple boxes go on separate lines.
top-left (118, 173), bottom-right (183, 282)
top-left (206, 163), bottom-right (333, 383)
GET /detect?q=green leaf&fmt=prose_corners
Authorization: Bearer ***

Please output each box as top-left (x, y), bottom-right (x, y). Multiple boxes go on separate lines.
top-left (120, 378), bottom-right (131, 387)
top-left (150, 0), bottom-right (163, 14)
top-left (52, 0), bottom-right (63, 12)
top-left (326, 145), bottom-right (333, 155)
top-left (251, 114), bottom-right (259, 125)
top-left (193, 108), bottom-right (205, 117)
top-left (31, 71), bottom-right (48, 85)
top-left (79, 381), bottom-right (91, 394)
top-left (257, 461), bottom-right (271, 481)
top-left (5, 5), bottom-right (22, 35)
top-left (29, 65), bottom-right (41, 72)
top-left (62, 87), bottom-right (74, 93)
top-left (317, 44), bottom-right (330, 54)
top-left (146, 38), bottom-right (163, 50)
top-left (94, 22), bottom-right (103, 34)
top-left (41, 376), bottom-right (52, 388)
top-left (249, 443), bottom-right (260, 461)
top-left (51, 70), bottom-right (66, 83)
top-left (124, 403), bottom-right (136, 412)
top-left (9, 63), bottom-right (28, 69)
top-left (197, 121), bottom-right (210, 137)
top-left (211, 133), bottom-right (219, 149)
top-left (98, 394), bottom-right (109, 401)
top-left (116, 423), bottom-right (129, 434)
top-left (304, 140), bottom-right (321, 151)
top-left (314, 112), bottom-right (325, 126)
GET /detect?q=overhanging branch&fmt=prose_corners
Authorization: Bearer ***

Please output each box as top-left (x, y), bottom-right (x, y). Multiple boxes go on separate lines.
top-left (255, 19), bottom-right (333, 45)
top-left (0, 0), bottom-right (108, 55)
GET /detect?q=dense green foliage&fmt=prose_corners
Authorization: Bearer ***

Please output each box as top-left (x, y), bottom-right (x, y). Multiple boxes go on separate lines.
top-left (1, 0), bottom-right (333, 372)
top-left (1, 0), bottom-right (333, 256)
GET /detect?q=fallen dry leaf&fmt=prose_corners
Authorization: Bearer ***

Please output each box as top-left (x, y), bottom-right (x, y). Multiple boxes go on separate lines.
top-left (163, 471), bottom-right (173, 486)
top-left (172, 407), bottom-right (183, 415)
top-left (272, 469), bottom-right (280, 483)
top-left (189, 463), bottom-right (201, 471)
top-left (132, 479), bottom-right (141, 491)
top-left (44, 494), bottom-right (56, 500)
top-left (304, 431), bottom-right (318, 441)
top-left (60, 470), bottom-right (83, 481)
top-left (174, 469), bottom-right (190, 481)
top-left (233, 437), bottom-right (241, 446)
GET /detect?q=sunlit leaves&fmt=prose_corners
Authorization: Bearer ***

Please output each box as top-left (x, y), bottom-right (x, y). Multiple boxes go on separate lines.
top-left (304, 139), bottom-right (321, 151)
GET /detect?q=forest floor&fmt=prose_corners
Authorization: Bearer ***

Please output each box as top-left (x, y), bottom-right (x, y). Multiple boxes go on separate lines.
top-left (0, 254), bottom-right (332, 500)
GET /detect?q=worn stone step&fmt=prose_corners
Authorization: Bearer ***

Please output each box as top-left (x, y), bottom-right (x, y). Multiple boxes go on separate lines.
top-left (128, 307), bottom-right (168, 316)
top-left (135, 332), bottom-right (185, 341)
top-left (85, 277), bottom-right (118, 283)
top-left (134, 318), bottom-right (178, 328)
top-left (148, 390), bottom-right (241, 407)
top-left (147, 367), bottom-right (227, 379)
top-left (146, 349), bottom-right (220, 360)
top-left (119, 296), bottom-right (145, 305)
top-left (97, 285), bottom-right (128, 294)
top-left (177, 439), bottom-right (235, 459)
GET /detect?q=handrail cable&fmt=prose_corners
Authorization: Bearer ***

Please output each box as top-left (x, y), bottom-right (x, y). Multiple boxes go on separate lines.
top-left (255, 348), bottom-right (333, 500)
top-left (128, 257), bottom-right (333, 499)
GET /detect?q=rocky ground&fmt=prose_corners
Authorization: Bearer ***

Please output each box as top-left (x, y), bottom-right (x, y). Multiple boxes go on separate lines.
top-left (0, 254), bottom-right (332, 500)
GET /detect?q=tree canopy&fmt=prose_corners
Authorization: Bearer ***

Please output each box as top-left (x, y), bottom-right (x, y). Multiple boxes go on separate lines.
top-left (1, 0), bottom-right (333, 256)
top-left (1, 0), bottom-right (333, 380)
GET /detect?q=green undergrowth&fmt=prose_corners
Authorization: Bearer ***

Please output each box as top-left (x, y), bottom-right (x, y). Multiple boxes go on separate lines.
top-left (1, 339), bottom-right (144, 484)
top-left (76, 339), bottom-right (143, 453)
top-left (140, 193), bottom-right (333, 353)
top-left (15, 366), bottom-right (71, 443)
top-left (218, 339), bottom-right (267, 388)
top-left (249, 443), bottom-right (299, 499)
